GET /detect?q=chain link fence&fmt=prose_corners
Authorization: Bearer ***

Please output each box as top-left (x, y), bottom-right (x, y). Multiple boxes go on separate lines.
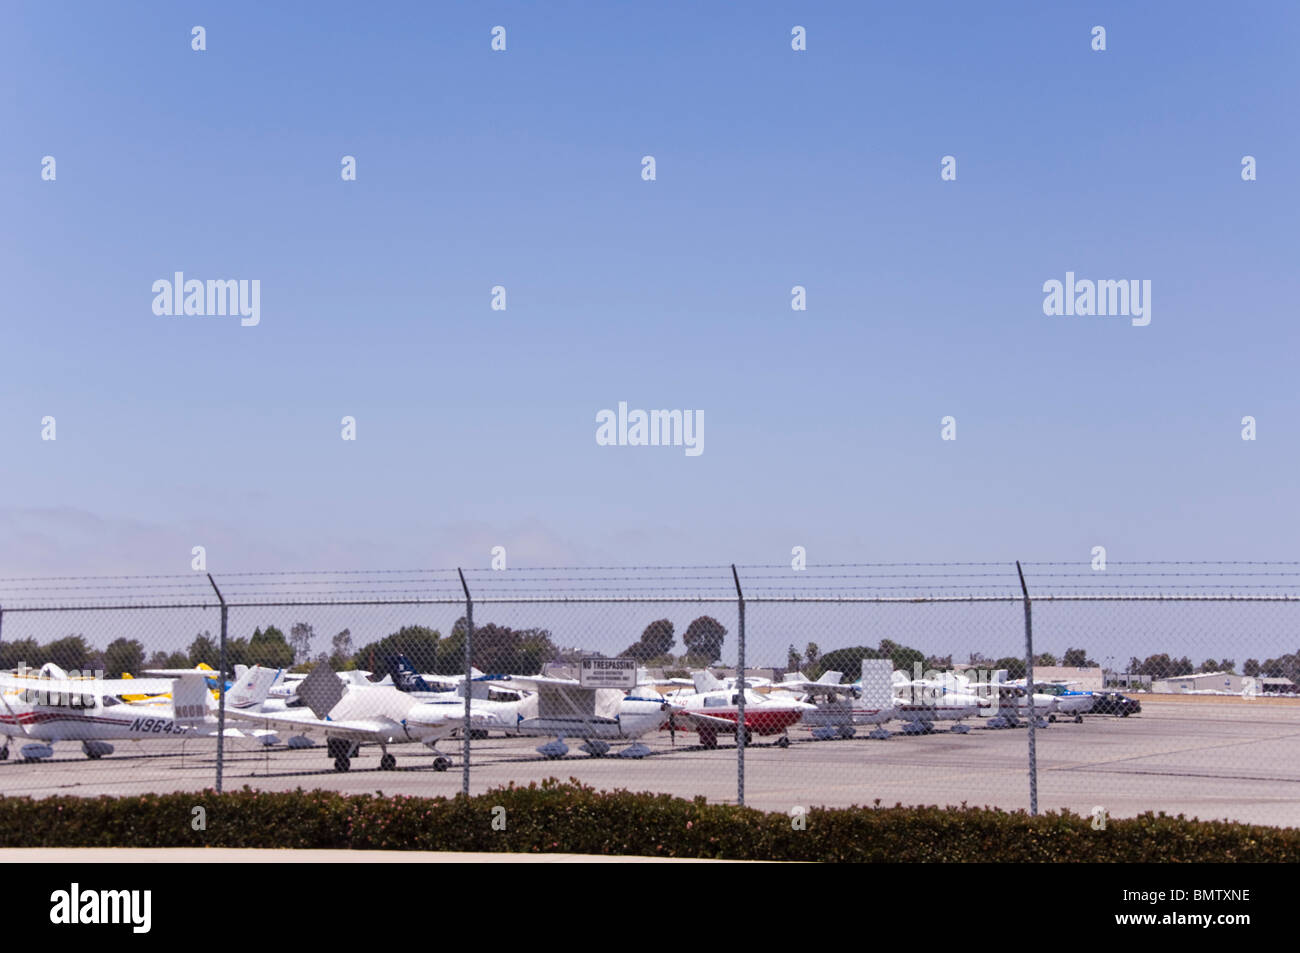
top-left (0, 563), bottom-right (1297, 829)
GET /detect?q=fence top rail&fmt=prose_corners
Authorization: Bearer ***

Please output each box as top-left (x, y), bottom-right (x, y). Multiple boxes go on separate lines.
top-left (3, 593), bottom-right (1299, 612)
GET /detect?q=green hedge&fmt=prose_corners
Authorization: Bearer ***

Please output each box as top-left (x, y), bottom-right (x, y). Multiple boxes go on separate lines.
top-left (0, 779), bottom-right (1294, 861)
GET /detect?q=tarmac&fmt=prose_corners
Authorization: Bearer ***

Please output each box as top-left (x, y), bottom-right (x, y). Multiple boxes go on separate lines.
top-left (1, 697), bottom-right (1297, 828)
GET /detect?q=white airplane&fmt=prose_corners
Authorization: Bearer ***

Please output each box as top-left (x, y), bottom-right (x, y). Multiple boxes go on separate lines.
top-left (218, 663), bottom-right (491, 772)
top-left (0, 670), bottom-right (215, 761)
top-left (266, 668), bottom-right (379, 702)
top-left (886, 671), bottom-right (985, 734)
top-left (491, 673), bottom-right (671, 759)
top-left (770, 671), bottom-right (898, 739)
top-left (930, 671), bottom-right (1060, 726)
top-left (1006, 680), bottom-right (1093, 720)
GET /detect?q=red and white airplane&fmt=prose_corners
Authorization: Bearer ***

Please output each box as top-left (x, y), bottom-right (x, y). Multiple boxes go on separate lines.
top-left (664, 671), bottom-right (814, 748)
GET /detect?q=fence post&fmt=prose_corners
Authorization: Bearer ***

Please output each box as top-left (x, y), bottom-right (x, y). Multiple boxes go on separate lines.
top-left (1016, 561), bottom-right (1037, 816)
top-left (206, 573), bottom-right (227, 795)
top-left (458, 568), bottom-right (472, 797)
top-left (732, 564), bottom-right (745, 807)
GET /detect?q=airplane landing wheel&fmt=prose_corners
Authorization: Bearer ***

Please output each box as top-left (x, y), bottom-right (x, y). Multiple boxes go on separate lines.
top-left (738, 728), bottom-right (753, 746)
top-left (87, 752), bottom-right (102, 760)
top-left (1, 747), bottom-right (11, 760)
top-left (1048, 714), bottom-right (1057, 723)
top-left (333, 756), bottom-right (351, 772)
top-left (432, 757), bottom-right (450, 772)
top-left (1074, 715), bottom-right (1083, 724)
top-left (776, 736), bottom-right (790, 749)
top-left (380, 753), bottom-right (396, 770)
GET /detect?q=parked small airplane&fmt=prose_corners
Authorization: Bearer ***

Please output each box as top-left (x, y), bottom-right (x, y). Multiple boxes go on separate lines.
top-left (492, 672), bottom-right (671, 759)
top-left (0, 669), bottom-right (216, 761)
top-left (664, 671), bottom-right (815, 748)
top-left (218, 663), bottom-right (489, 771)
top-left (770, 671), bottom-right (897, 739)
top-left (1008, 680), bottom-right (1093, 721)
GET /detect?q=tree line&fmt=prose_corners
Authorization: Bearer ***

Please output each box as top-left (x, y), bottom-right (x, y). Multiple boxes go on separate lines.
top-left (3, 623), bottom-right (1293, 686)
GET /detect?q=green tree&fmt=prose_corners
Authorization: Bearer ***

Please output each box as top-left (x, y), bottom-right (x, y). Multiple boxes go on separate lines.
top-left (329, 629), bottom-right (354, 670)
top-left (225, 637), bottom-right (250, 672)
top-left (1062, 647), bottom-right (1095, 667)
top-left (247, 626), bottom-right (294, 669)
top-left (621, 619), bottom-right (675, 662)
top-left (682, 616), bottom-right (727, 664)
top-left (877, 639), bottom-right (926, 675)
top-left (813, 646), bottom-right (881, 680)
top-left (188, 632), bottom-right (219, 668)
top-left (44, 635), bottom-right (91, 672)
top-left (0, 638), bottom-right (41, 671)
top-left (104, 638), bottom-right (145, 676)
top-left (435, 624), bottom-right (466, 675)
top-left (354, 625), bottom-right (442, 678)
top-left (147, 650), bottom-right (189, 669)
top-left (289, 622), bottom-right (315, 664)
top-left (992, 656), bottom-right (1028, 679)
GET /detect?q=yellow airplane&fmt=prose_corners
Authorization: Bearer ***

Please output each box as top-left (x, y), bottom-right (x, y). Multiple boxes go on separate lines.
top-left (122, 663), bottom-right (222, 702)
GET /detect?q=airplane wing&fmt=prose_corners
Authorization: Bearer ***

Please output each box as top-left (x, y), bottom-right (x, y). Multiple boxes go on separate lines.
top-left (495, 674), bottom-right (585, 690)
top-left (221, 698), bottom-right (479, 744)
top-left (0, 673), bottom-right (177, 696)
top-left (217, 707), bottom-right (416, 744)
top-left (672, 709), bottom-right (736, 728)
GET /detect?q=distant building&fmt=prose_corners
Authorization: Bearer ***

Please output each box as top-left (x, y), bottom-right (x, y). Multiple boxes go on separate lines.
top-left (1259, 677), bottom-right (1298, 695)
top-left (1028, 665), bottom-right (1105, 692)
top-left (1151, 671), bottom-right (1245, 694)
top-left (1107, 672), bottom-right (1153, 691)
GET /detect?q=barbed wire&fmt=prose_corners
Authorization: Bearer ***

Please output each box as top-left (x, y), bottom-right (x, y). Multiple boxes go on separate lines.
top-left (0, 561), bottom-right (1298, 610)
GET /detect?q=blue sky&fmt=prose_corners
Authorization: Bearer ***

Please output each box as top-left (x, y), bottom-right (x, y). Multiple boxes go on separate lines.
top-left (2, 2), bottom-right (1298, 581)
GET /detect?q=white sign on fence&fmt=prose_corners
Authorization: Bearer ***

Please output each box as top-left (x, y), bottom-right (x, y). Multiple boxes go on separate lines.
top-left (579, 658), bottom-right (638, 689)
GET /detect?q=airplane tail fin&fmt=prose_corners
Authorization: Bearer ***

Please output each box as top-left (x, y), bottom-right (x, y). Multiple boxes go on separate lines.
top-left (388, 655), bottom-right (434, 694)
top-left (692, 669), bottom-right (726, 693)
top-left (817, 671), bottom-right (843, 685)
top-left (223, 665), bottom-right (281, 709)
top-left (173, 675), bottom-right (210, 726)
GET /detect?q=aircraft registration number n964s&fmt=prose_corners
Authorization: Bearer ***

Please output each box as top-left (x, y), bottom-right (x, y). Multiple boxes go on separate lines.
top-left (127, 718), bottom-right (186, 735)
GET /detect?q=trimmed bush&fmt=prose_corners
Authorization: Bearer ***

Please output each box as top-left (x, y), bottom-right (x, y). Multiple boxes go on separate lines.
top-left (0, 778), bottom-right (1294, 861)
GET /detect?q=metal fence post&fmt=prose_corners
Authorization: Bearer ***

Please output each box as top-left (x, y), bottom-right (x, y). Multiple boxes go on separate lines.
top-left (206, 573), bottom-right (227, 795)
top-left (458, 568), bottom-right (472, 797)
top-left (1016, 561), bottom-right (1037, 816)
top-left (732, 564), bottom-right (745, 807)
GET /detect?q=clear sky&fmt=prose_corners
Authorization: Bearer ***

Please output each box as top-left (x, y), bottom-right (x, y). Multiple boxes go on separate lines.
top-left (3, 1), bottom-right (1298, 585)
